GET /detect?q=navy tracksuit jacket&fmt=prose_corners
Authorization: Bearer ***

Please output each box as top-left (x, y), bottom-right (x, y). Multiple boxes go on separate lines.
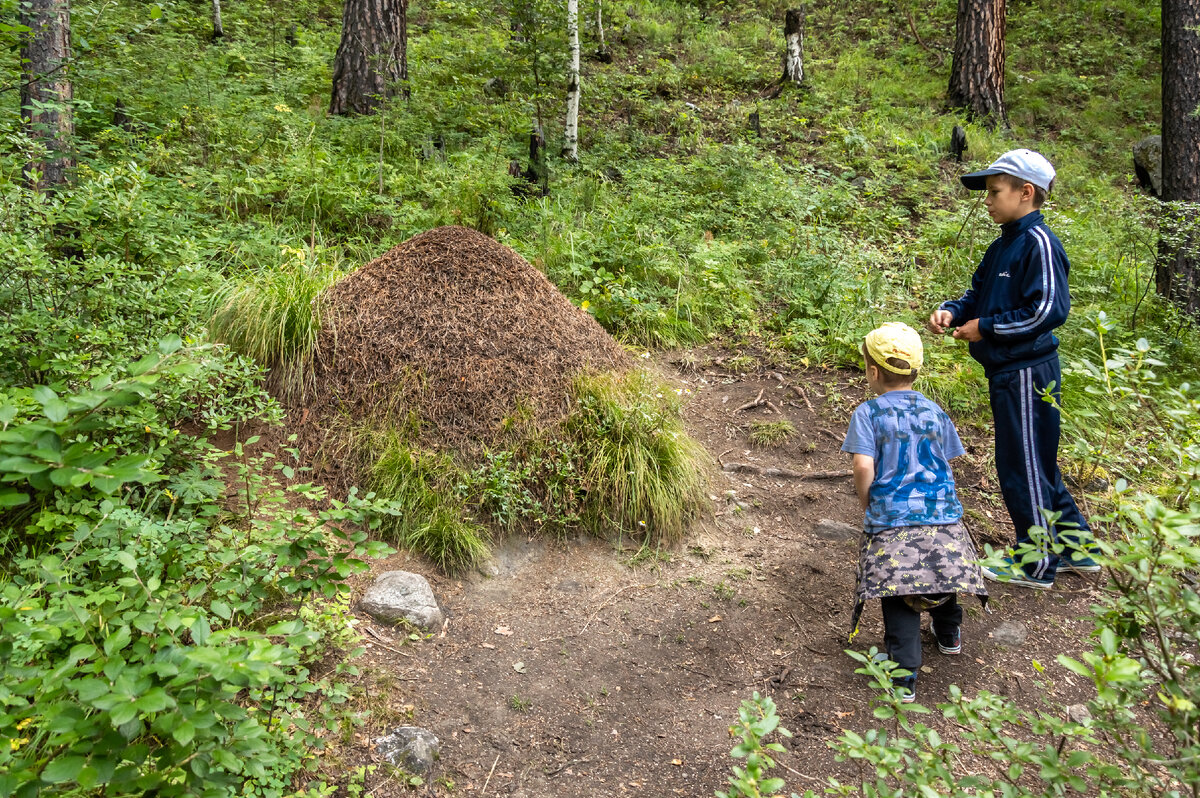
top-left (940, 210), bottom-right (1089, 581)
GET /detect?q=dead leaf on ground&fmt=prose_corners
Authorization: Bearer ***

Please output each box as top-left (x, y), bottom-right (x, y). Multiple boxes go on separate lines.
top-left (494, 626), bottom-right (514, 636)
top-left (708, 615), bottom-right (722, 623)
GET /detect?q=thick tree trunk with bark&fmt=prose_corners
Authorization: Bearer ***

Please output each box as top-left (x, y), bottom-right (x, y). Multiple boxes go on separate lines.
top-left (330, 0), bottom-right (408, 116)
top-left (947, 0), bottom-right (1006, 127)
top-left (782, 7), bottom-right (804, 85)
top-left (563, 0), bottom-right (580, 161)
top-left (1156, 0), bottom-right (1200, 314)
top-left (211, 0), bottom-right (224, 40)
top-left (20, 0), bottom-right (73, 189)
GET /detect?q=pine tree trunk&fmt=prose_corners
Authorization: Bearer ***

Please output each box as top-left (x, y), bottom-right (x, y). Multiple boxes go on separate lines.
top-left (1156, 0), bottom-right (1200, 314)
top-left (782, 7), bottom-right (804, 85)
top-left (212, 0), bottom-right (224, 40)
top-left (563, 0), bottom-right (580, 161)
top-left (330, 0), bottom-right (408, 115)
top-left (947, 0), bottom-right (1006, 127)
top-left (20, 0), bottom-right (73, 189)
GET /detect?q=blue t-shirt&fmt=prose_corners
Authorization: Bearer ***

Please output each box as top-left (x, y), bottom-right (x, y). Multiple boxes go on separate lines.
top-left (841, 390), bottom-right (965, 534)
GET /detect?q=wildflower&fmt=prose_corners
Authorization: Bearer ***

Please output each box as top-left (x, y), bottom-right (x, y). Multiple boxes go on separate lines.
top-left (581, 300), bottom-right (590, 310)
top-left (640, 352), bottom-right (651, 359)
top-left (274, 103), bottom-right (292, 113)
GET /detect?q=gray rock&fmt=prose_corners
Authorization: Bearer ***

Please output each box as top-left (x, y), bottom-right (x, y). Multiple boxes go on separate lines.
top-left (374, 726), bottom-right (439, 774)
top-left (991, 620), bottom-right (1028, 647)
top-left (813, 518), bottom-right (860, 540)
top-left (1132, 135), bottom-right (1162, 197)
top-left (555, 580), bottom-right (582, 593)
top-left (1067, 703), bottom-right (1092, 724)
top-left (360, 571), bottom-right (444, 630)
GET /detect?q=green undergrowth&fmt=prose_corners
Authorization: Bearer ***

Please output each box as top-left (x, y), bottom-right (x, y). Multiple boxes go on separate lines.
top-left (359, 368), bottom-right (708, 571)
top-left (208, 243), bottom-right (342, 403)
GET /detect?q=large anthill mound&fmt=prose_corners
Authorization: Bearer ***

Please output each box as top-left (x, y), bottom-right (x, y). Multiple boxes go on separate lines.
top-left (309, 226), bottom-right (631, 455)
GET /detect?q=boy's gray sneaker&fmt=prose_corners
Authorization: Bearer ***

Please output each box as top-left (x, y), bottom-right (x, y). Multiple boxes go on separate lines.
top-left (1059, 552), bottom-right (1102, 573)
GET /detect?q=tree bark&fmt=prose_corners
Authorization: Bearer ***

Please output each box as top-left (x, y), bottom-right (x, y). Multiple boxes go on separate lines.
top-left (595, 0), bottom-right (611, 61)
top-left (563, 0), bottom-right (581, 161)
top-left (1156, 0), bottom-right (1200, 314)
top-left (211, 0), bottom-right (224, 40)
top-left (947, 0), bottom-right (1006, 127)
top-left (330, 0), bottom-right (408, 115)
top-left (20, 0), bottom-right (73, 189)
top-left (782, 7), bottom-right (804, 85)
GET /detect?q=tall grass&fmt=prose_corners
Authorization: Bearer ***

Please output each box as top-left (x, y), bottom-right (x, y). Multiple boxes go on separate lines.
top-left (364, 430), bottom-right (490, 573)
top-left (208, 247), bottom-right (338, 402)
top-left (567, 369), bottom-right (709, 545)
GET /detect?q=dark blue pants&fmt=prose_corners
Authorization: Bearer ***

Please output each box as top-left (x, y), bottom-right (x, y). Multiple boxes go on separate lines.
top-left (988, 356), bottom-right (1090, 581)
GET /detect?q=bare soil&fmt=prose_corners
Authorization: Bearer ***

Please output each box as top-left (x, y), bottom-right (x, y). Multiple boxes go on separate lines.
top-left (343, 351), bottom-right (1106, 797)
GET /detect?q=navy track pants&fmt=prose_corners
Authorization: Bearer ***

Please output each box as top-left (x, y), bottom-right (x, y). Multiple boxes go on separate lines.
top-left (988, 356), bottom-right (1090, 581)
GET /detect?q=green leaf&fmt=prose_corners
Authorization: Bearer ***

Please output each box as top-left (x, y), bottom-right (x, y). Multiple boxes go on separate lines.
top-left (42, 756), bottom-right (87, 784)
top-left (172, 721), bottom-right (196, 745)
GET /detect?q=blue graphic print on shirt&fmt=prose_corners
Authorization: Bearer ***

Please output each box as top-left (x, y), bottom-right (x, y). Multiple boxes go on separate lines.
top-left (841, 390), bottom-right (965, 533)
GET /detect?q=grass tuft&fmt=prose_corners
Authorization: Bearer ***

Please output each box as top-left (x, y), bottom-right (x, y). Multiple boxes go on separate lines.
top-left (748, 420), bottom-right (796, 448)
top-left (208, 248), bottom-right (339, 403)
top-left (364, 430), bottom-right (490, 573)
top-left (567, 369), bottom-right (708, 545)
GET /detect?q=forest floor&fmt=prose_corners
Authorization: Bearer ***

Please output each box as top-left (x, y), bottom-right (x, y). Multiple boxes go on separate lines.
top-left (336, 349), bottom-right (1107, 797)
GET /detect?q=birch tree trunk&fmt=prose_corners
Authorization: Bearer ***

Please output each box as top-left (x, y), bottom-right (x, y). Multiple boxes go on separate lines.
top-left (1155, 0), bottom-right (1200, 314)
top-left (330, 0), bottom-right (408, 115)
top-left (563, 0), bottom-right (580, 161)
top-left (20, 0), bottom-right (73, 189)
top-left (212, 0), bottom-right (224, 40)
top-left (947, 0), bottom-right (1006, 127)
top-left (595, 0), bottom-right (611, 62)
top-left (782, 7), bottom-right (804, 85)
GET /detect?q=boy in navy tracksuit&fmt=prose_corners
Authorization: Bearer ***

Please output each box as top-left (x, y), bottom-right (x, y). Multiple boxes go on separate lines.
top-left (929, 149), bottom-right (1099, 589)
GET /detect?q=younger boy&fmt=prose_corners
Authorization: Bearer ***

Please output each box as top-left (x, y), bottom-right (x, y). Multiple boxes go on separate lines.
top-left (843, 322), bottom-right (988, 703)
top-left (929, 149), bottom-right (1099, 589)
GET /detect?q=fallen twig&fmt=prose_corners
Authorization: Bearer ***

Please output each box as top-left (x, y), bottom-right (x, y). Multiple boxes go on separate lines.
top-left (363, 626), bottom-right (412, 658)
top-left (792, 385), bottom-right (815, 412)
top-left (481, 754), bottom-right (500, 796)
top-left (734, 388), bottom-right (766, 413)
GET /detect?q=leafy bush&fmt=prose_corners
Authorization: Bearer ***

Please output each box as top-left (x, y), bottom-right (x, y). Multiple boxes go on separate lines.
top-left (208, 245), bottom-right (340, 403)
top-left (567, 369), bottom-right (708, 544)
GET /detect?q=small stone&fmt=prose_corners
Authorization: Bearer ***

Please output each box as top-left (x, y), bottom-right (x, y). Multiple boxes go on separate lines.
top-left (360, 571), bottom-right (444, 630)
top-left (813, 518), bottom-right (860, 541)
top-left (1067, 704), bottom-right (1092, 724)
top-left (990, 620), bottom-right (1028, 647)
top-left (555, 580), bottom-right (582, 593)
top-left (477, 560), bottom-right (500, 578)
top-left (374, 726), bottom-right (439, 774)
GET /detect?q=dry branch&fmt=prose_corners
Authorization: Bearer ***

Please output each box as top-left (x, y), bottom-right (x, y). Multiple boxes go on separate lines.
top-left (722, 462), bottom-right (849, 480)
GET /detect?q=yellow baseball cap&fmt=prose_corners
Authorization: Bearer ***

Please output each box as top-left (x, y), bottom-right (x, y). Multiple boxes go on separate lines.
top-left (864, 322), bottom-right (923, 375)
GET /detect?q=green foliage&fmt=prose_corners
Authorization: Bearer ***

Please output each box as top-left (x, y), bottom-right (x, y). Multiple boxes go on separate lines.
top-left (748, 420), bottom-right (796, 448)
top-left (0, 345), bottom-right (397, 798)
top-left (716, 693), bottom-right (803, 798)
top-left (208, 244), bottom-right (340, 402)
top-left (365, 430), bottom-right (491, 573)
top-left (567, 369), bottom-right (708, 545)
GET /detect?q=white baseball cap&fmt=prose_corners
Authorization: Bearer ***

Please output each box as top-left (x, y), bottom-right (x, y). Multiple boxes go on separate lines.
top-left (961, 148), bottom-right (1056, 192)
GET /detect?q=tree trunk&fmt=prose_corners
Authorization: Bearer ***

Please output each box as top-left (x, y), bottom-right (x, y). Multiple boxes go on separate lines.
top-left (1156, 0), bottom-right (1200, 314)
top-left (947, 0), bottom-right (1006, 127)
top-left (595, 0), bottom-right (611, 62)
top-left (782, 7), bottom-right (804, 85)
top-left (330, 0), bottom-right (408, 115)
top-left (20, 0), bottom-right (73, 189)
top-left (563, 0), bottom-right (580, 161)
top-left (212, 0), bottom-right (224, 40)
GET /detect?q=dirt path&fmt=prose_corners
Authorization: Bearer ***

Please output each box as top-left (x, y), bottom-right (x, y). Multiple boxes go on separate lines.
top-left (347, 354), bottom-right (1106, 796)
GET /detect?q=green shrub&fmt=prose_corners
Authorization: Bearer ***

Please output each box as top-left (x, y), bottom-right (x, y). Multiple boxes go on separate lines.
top-left (748, 420), bottom-right (796, 448)
top-left (208, 245), bottom-right (339, 402)
top-left (567, 369), bottom-right (708, 545)
top-left (365, 430), bottom-right (491, 572)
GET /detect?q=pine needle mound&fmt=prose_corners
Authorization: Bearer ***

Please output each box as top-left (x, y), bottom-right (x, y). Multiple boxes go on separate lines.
top-left (310, 226), bottom-right (631, 454)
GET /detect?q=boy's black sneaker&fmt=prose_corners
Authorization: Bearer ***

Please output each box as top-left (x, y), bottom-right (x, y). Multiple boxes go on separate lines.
top-left (933, 624), bottom-right (961, 655)
top-left (893, 675), bottom-right (917, 704)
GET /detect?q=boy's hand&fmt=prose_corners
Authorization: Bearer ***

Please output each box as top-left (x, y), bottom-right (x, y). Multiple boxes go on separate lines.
top-left (928, 309), bottom-right (953, 334)
top-left (951, 318), bottom-right (983, 342)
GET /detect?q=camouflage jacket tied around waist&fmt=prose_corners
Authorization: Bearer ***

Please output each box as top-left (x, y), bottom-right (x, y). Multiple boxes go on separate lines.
top-left (850, 522), bottom-right (989, 640)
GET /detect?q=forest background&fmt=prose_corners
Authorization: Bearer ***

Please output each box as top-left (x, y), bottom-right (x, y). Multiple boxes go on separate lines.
top-left (1, 0), bottom-right (1199, 796)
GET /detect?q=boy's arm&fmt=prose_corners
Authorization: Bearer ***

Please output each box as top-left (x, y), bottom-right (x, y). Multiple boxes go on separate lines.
top-left (978, 233), bottom-right (1070, 341)
top-left (852, 454), bottom-right (875, 510)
